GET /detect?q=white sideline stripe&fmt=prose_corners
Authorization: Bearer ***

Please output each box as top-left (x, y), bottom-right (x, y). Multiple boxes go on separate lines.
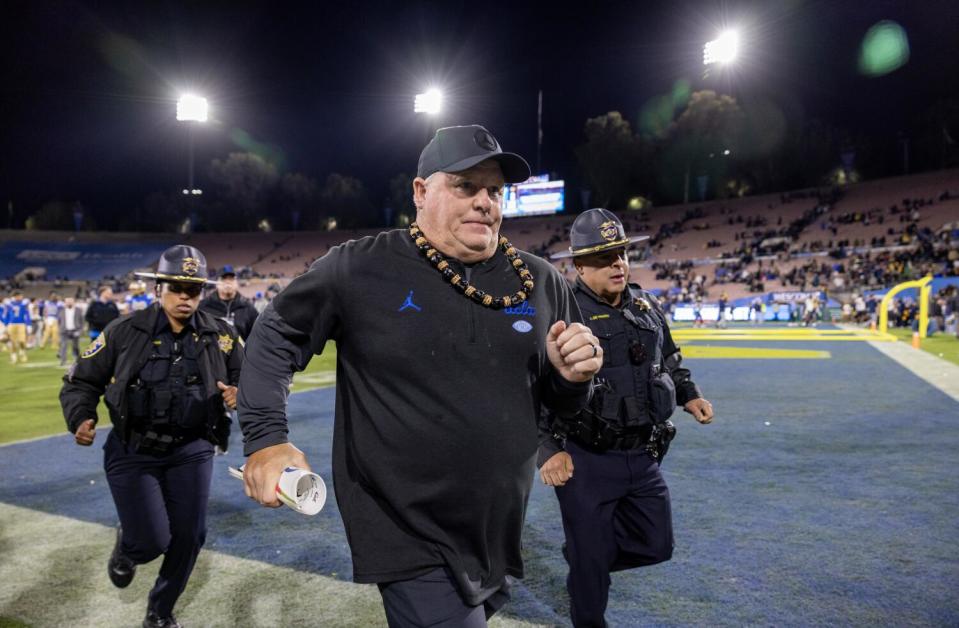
top-left (0, 502), bottom-right (384, 627)
top-left (0, 431), bottom-right (80, 448)
top-left (831, 323), bottom-right (959, 404)
top-left (867, 339), bottom-right (959, 404)
top-left (0, 503), bottom-right (546, 628)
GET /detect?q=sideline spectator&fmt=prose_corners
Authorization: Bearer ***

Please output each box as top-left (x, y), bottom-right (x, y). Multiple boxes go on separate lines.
top-left (58, 296), bottom-right (83, 365)
top-left (199, 265), bottom-right (259, 342)
top-left (85, 286), bottom-right (119, 340)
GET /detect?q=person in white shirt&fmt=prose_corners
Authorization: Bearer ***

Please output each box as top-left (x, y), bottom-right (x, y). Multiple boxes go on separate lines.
top-left (58, 297), bottom-right (84, 366)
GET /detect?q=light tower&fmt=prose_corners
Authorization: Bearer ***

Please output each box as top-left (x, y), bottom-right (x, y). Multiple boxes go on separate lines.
top-left (176, 94), bottom-right (208, 196)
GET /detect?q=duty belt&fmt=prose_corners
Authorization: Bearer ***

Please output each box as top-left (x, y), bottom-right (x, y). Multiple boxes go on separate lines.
top-left (555, 410), bottom-right (652, 453)
top-left (128, 426), bottom-right (206, 456)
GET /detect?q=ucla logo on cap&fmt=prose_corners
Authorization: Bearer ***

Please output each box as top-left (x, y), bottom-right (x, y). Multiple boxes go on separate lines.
top-left (512, 320), bottom-right (533, 333)
top-left (474, 129), bottom-right (497, 151)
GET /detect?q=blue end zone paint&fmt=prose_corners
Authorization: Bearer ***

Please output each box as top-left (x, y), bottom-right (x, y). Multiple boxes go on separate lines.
top-left (1, 339), bottom-right (957, 625)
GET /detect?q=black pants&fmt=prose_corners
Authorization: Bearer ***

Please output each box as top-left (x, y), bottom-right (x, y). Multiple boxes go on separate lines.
top-left (556, 440), bottom-right (674, 628)
top-left (103, 429), bottom-right (214, 617)
top-left (377, 567), bottom-right (511, 628)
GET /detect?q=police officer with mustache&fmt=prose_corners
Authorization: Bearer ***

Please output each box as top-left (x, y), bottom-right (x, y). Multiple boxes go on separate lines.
top-left (540, 209), bottom-right (715, 628)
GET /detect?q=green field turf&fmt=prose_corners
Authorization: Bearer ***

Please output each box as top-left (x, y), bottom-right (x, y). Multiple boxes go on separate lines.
top-left (0, 343), bottom-right (338, 445)
top-left (887, 326), bottom-right (959, 366)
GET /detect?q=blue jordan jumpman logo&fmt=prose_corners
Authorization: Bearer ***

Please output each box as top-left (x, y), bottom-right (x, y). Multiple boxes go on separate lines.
top-left (398, 290), bottom-right (421, 312)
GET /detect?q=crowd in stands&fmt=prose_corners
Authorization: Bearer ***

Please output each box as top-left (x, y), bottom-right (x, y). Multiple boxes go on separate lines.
top-left (495, 170), bottom-right (958, 333)
top-left (2, 169), bottom-right (958, 338)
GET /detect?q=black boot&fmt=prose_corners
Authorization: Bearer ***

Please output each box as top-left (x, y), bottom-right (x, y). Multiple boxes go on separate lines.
top-left (107, 525), bottom-right (136, 588)
top-left (142, 611), bottom-right (182, 628)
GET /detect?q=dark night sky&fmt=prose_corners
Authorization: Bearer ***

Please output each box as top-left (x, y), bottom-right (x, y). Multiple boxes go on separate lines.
top-left (2, 0), bottom-right (957, 226)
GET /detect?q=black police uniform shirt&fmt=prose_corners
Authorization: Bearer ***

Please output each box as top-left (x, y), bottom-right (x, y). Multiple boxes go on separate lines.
top-left (60, 303), bottom-right (242, 445)
top-left (237, 228), bottom-right (591, 606)
top-left (536, 278), bottom-right (702, 465)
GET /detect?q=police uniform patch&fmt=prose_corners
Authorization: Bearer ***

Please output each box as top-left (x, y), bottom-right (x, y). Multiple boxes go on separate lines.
top-left (218, 334), bottom-right (234, 354)
top-left (599, 220), bottom-right (619, 242)
top-left (633, 297), bottom-right (651, 311)
top-left (81, 332), bottom-right (106, 359)
top-left (182, 257), bottom-right (200, 276)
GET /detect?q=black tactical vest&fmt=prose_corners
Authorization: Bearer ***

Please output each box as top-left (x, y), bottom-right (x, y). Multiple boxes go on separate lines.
top-left (128, 332), bottom-right (207, 433)
top-left (576, 284), bottom-right (666, 428)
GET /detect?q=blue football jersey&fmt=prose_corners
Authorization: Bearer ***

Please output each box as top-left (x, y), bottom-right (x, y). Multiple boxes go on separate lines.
top-left (5, 299), bottom-right (31, 325)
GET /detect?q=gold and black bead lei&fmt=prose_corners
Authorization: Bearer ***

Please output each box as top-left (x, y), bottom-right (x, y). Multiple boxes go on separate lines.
top-left (408, 223), bottom-right (534, 309)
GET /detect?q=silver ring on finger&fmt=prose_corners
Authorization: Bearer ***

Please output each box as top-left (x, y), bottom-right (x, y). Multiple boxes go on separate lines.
top-left (590, 344), bottom-right (598, 358)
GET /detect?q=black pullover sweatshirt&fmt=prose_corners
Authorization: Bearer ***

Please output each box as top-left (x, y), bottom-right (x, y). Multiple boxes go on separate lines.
top-left (238, 228), bottom-right (590, 605)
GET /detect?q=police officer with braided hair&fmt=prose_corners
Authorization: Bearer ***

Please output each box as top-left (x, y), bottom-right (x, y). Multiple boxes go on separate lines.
top-left (60, 245), bottom-right (243, 628)
top-left (541, 209), bottom-right (715, 628)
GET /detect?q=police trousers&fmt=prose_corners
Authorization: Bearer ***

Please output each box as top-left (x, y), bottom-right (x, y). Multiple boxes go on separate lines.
top-left (103, 429), bottom-right (214, 616)
top-left (556, 440), bottom-right (674, 628)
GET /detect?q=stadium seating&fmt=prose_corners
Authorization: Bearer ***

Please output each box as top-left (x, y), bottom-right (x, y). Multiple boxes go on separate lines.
top-left (2, 168), bottom-right (957, 306)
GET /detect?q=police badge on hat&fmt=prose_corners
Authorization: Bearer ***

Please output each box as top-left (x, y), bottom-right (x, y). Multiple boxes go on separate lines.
top-left (599, 221), bottom-right (620, 242)
top-left (182, 257), bottom-right (200, 276)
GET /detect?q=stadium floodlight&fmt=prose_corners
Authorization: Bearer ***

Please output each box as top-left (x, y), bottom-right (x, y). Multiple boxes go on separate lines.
top-left (176, 94), bottom-right (208, 122)
top-left (176, 93), bottom-right (208, 232)
top-left (414, 89), bottom-right (443, 114)
top-left (703, 30), bottom-right (739, 66)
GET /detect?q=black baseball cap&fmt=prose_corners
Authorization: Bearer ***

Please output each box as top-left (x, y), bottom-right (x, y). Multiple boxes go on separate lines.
top-left (417, 125), bottom-right (531, 184)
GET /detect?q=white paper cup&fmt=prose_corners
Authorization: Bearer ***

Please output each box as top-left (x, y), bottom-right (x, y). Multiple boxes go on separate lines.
top-left (228, 465), bottom-right (326, 516)
top-left (275, 467), bottom-right (326, 515)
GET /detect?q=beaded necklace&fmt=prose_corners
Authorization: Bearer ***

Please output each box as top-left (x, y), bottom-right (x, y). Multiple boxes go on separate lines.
top-left (409, 223), bottom-right (534, 309)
